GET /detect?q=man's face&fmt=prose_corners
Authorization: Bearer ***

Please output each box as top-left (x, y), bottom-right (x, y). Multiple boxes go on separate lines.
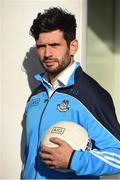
top-left (36, 30), bottom-right (76, 76)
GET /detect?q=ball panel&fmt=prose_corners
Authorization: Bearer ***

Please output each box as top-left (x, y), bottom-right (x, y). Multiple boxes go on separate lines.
top-left (41, 121), bottom-right (90, 150)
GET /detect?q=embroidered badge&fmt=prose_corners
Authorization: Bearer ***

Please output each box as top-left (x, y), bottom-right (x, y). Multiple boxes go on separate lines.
top-left (57, 100), bottom-right (69, 112)
top-left (30, 98), bottom-right (40, 107)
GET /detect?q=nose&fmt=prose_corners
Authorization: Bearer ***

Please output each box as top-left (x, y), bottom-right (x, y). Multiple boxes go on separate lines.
top-left (44, 45), bottom-right (52, 57)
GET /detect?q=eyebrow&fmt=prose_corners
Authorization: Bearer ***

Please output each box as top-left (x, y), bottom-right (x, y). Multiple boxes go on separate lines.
top-left (36, 43), bottom-right (61, 49)
top-left (36, 44), bottom-right (45, 49)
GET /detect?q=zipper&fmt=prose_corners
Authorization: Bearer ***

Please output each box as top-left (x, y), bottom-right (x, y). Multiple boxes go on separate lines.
top-left (34, 86), bottom-right (73, 179)
top-left (34, 92), bottom-right (55, 179)
top-left (34, 98), bottom-right (49, 179)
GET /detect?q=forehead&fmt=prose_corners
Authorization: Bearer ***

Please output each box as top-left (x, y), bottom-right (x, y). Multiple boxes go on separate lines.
top-left (37, 30), bottom-right (66, 44)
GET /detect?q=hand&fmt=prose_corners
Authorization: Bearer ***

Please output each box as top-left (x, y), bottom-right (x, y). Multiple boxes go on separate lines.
top-left (40, 137), bottom-right (74, 170)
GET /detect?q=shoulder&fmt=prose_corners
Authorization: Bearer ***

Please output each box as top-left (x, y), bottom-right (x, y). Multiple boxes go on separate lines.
top-left (27, 83), bottom-right (45, 102)
top-left (74, 67), bottom-right (112, 105)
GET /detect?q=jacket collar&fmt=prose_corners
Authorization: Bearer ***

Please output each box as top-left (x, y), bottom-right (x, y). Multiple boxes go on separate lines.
top-left (34, 61), bottom-right (80, 88)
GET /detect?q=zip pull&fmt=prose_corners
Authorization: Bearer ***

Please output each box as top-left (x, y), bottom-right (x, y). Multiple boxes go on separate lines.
top-left (44, 99), bottom-right (49, 103)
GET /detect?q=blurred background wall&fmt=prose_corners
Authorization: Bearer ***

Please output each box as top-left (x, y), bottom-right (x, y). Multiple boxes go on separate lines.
top-left (87, 0), bottom-right (120, 122)
top-left (87, 1), bottom-right (120, 178)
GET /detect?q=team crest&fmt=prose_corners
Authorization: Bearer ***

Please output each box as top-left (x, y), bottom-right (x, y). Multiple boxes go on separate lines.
top-left (57, 100), bottom-right (69, 112)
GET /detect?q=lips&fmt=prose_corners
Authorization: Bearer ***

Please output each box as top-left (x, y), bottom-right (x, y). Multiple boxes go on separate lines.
top-left (44, 59), bottom-right (57, 66)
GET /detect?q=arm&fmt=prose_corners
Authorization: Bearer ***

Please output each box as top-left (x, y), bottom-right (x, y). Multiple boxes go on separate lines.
top-left (70, 92), bottom-right (120, 176)
top-left (70, 146), bottom-right (120, 176)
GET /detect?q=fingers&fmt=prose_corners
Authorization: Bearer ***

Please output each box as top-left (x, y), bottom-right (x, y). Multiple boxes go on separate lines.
top-left (43, 160), bottom-right (55, 169)
top-left (40, 145), bottom-right (55, 162)
top-left (40, 137), bottom-right (65, 154)
top-left (40, 148), bottom-right (56, 169)
top-left (41, 144), bottom-right (52, 153)
top-left (49, 137), bottom-right (66, 146)
top-left (40, 138), bottom-right (73, 170)
top-left (40, 156), bottom-right (55, 169)
top-left (40, 151), bottom-right (52, 160)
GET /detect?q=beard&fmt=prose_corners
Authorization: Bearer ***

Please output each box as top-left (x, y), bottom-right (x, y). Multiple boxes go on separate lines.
top-left (40, 52), bottom-right (72, 76)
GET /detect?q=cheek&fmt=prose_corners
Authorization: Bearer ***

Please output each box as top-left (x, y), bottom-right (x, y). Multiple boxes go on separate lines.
top-left (37, 49), bottom-right (44, 58)
top-left (57, 48), bottom-right (70, 58)
top-left (63, 49), bottom-right (71, 59)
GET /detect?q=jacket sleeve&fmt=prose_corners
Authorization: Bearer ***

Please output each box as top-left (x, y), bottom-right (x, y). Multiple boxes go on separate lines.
top-left (70, 147), bottom-right (120, 176)
top-left (70, 91), bottom-right (120, 176)
top-left (21, 102), bottom-right (30, 168)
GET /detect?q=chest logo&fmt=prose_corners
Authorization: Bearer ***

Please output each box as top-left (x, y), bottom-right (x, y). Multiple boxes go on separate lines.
top-left (30, 98), bottom-right (40, 107)
top-left (57, 100), bottom-right (69, 112)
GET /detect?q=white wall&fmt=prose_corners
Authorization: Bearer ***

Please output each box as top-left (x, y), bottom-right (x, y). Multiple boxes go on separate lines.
top-left (0, 0), bottom-right (87, 178)
top-left (0, 2), bottom-right (2, 175)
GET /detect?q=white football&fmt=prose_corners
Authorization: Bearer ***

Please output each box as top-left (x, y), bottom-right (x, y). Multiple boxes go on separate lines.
top-left (41, 121), bottom-right (91, 151)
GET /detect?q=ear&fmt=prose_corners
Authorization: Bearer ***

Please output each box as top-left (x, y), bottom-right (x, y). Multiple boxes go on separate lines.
top-left (70, 39), bottom-right (78, 56)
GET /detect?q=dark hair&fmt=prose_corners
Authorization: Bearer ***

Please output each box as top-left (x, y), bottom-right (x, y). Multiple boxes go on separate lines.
top-left (30, 7), bottom-right (77, 46)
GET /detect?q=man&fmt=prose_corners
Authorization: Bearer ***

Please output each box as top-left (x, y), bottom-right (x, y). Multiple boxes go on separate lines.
top-left (22, 7), bottom-right (120, 179)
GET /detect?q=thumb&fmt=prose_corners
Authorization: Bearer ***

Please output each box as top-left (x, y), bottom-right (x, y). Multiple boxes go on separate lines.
top-left (49, 137), bottom-right (64, 146)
